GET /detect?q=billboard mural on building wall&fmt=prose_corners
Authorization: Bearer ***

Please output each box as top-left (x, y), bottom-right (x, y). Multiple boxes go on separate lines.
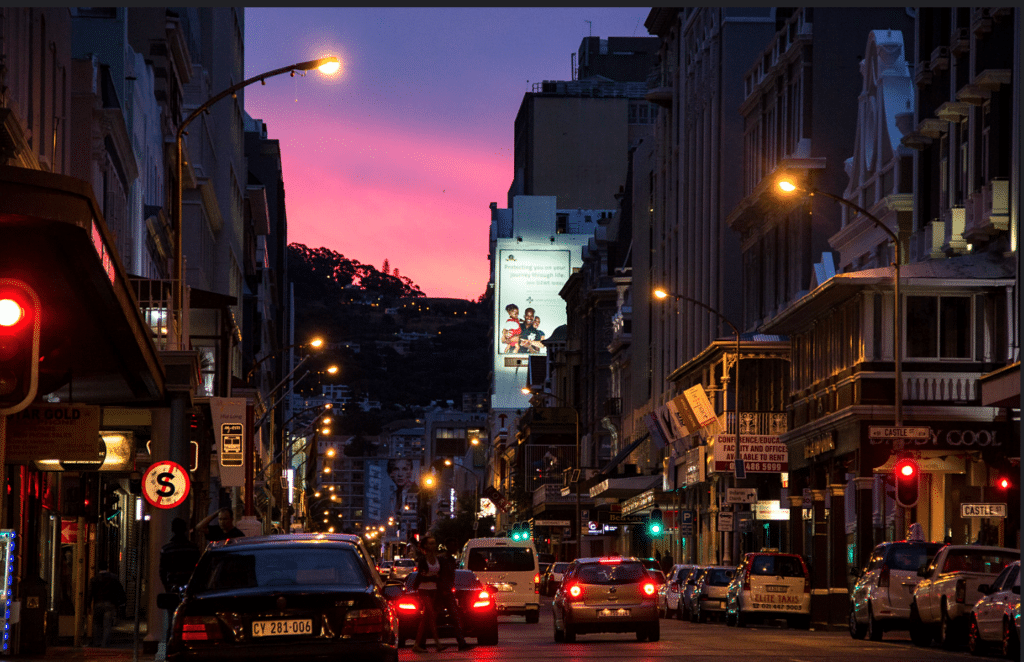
top-left (383, 456), bottom-right (421, 519)
top-left (495, 248), bottom-right (571, 362)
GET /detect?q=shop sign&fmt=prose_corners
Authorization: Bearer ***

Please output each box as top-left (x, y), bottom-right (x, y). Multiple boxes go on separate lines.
top-left (4, 404), bottom-right (102, 463)
top-left (753, 500), bottom-right (790, 521)
top-left (683, 384), bottom-right (718, 428)
top-left (713, 435), bottom-right (788, 473)
top-left (960, 503), bottom-right (1007, 518)
top-left (623, 489), bottom-right (656, 515)
top-left (868, 425), bottom-right (1004, 449)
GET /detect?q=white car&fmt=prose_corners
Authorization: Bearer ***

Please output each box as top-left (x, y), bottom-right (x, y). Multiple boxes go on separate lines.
top-left (726, 552), bottom-right (811, 629)
top-left (969, 560), bottom-right (1020, 655)
top-left (459, 537), bottom-right (542, 623)
top-left (849, 540), bottom-right (943, 641)
top-left (544, 562), bottom-right (571, 597)
top-left (390, 558), bottom-right (417, 581)
top-left (664, 564), bottom-right (697, 619)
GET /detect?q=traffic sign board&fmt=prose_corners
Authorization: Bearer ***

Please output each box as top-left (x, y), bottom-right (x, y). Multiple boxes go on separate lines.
top-left (960, 503), bottom-right (1007, 518)
top-left (868, 426), bottom-right (930, 439)
top-left (142, 461), bottom-right (191, 509)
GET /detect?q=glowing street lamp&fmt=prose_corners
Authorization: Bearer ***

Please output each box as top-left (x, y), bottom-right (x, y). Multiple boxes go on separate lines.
top-left (775, 175), bottom-right (903, 426)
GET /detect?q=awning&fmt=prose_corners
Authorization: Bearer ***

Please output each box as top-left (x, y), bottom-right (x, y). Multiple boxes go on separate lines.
top-left (589, 474), bottom-right (661, 499)
top-left (0, 165), bottom-right (165, 404)
top-left (980, 361), bottom-right (1020, 408)
top-left (596, 432), bottom-right (650, 478)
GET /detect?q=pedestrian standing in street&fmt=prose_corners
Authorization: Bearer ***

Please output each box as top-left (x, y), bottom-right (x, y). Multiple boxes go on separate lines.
top-left (411, 536), bottom-right (444, 653)
top-left (89, 565), bottom-right (126, 647)
top-left (197, 507), bottom-right (245, 541)
top-left (436, 538), bottom-right (472, 651)
top-left (160, 517), bottom-right (202, 592)
top-left (660, 550), bottom-right (674, 574)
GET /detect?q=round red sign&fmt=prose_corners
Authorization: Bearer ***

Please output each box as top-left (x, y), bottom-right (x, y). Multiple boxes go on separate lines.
top-left (142, 461), bottom-right (191, 509)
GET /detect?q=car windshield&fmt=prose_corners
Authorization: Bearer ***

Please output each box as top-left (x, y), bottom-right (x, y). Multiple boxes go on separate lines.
top-left (466, 547), bottom-right (535, 572)
top-left (749, 555), bottom-right (804, 577)
top-left (576, 562), bottom-right (646, 585)
top-left (706, 568), bottom-right (734, 586)
top-left (885, 543), bottom-right (943, 571)
top-left (941, 550), bottom-right (1019, 574)
top-left (190, 546), bottom-right (367, 593)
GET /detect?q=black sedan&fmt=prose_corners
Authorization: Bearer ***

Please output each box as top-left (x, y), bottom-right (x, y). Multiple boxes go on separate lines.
top-left (161, 534), bottom-right (399, 662)
top-left (392, 570), bottom-right (499, 647)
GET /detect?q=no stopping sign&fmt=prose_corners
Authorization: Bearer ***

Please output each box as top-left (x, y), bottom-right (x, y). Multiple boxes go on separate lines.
top-left (143, 461), bottom-right (191, 509)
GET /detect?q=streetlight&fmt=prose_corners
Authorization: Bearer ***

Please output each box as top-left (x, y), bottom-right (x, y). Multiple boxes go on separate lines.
top-left (522, 386), bottom-right (581, 559)
top-left (653, 288), bottom-right (743, 565)
top-left (172, 57), bottom-right (340, 349)
top-left (246, 337), bottom-right (325, 384)
top-left (776, 176), bottom-right (903, 426)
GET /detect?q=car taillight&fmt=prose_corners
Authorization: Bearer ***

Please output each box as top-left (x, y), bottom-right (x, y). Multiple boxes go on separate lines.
top-left (955, 578), bottom-right (967, 604)
top-left (743, 568), bottom-right (751, 591)
top-left (397, 599), bottom-right (419, 611)
top-left (534, 573), bottom-right (540, 593)
top-left (180, 616), bottom-right (223, 642)
top-left (567, 583), bottom-right (583, 601)
top-left (803, 576), bottom-right (810, 594)
top-left (878, 564), bottom-right (890, 588)
top-left (473, 590), bottom-right (492, 609)
top-left (642, 582), bottom-right (656, 597)
top-left (343, 608), bottom-right (385, 635)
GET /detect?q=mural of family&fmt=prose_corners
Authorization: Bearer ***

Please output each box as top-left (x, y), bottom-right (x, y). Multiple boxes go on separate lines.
top-left (501, 303), bottom-right (547, 354)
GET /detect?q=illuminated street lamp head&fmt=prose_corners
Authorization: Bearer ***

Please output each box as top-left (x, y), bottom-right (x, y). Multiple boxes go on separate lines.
top-left (312, 56), bottom-right (341, 75)
top-left (652, 288), bottom-right (669, 299)
top-left (520, 387), bottom-right (534, 395)
top-left (324, 403), bottom-right (333, 410)
top-left (777, 178), bottom-right (800, 194)
top-left (326, 365), bottom-right (339, 375)
top-left (313, 491), bottom-right (321, 498)
top-left (309, 338), bottom-right (324, 349)
top-left (322, 416), bottom-right (332, 425)
top-left (323, 466), bottom-right (331, 474)
top-left (326, 448), bottom-right (336, 457)
top-left (423, 475), bottom-right (436, 488)
top-left (321, 427), bottom-right (331, 436)
top-left (444, 458), bottom-right (452, 466)
top-left (470, 437), bottom-right (480, 446)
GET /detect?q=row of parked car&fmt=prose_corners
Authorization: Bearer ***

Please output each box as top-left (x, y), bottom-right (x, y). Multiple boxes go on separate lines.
top-left (848, 539), bottom-right (1019, 658)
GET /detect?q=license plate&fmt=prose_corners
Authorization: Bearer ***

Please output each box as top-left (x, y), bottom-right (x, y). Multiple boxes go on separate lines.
top-left (597, 608), bottom-right (630, 617)
top-left (494, 584), bottom-right (514, 592)
top-left (252, 619), bottom-right (313, 637)
top-left (766, 585), bottom-right (788, 593)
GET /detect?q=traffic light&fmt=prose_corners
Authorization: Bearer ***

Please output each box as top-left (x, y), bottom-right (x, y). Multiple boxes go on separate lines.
top-left (510, 521), bottom-right (530, 541)
top-left (995, 475), bottom-right (1013, 491)
top-left (893, 459), bottom-right (919, 508)
top-left (648, 506), bottom-right (664, 537)
top-left (0, 279), bottom-right (41, 414)
top-left (102, 482), bottom-right (120, 519)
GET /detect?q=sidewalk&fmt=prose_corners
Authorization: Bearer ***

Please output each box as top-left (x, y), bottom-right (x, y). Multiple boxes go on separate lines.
top-left (15, 621), bottom-right (160, 662)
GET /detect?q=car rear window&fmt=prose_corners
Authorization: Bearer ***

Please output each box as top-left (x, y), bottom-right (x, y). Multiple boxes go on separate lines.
top-left (395, 559), bottom-right (416, 567)
top-left (552, 563), bottom-right (570, 574)
top-left (941, 550), bottom-right (1019, 574)
top-left (191, 547), bottom-right (367, 593)
top-left (749, 555), bottom-right (805, 578)
top-left (466, 547), bottom-right (535, 572)
top-left (885, 543), bottom-right (943, 571)
top-left (706, 568), bottom-right (734, 586)
top-left (576, 562), bottom-right (646, 585)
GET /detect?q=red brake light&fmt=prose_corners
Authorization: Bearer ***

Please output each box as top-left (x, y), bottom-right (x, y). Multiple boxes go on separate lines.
top-left (180, 616), bottom-right (223, 641)
top-left (642, 582), bottom-right (656, 596)
top-left (473, 590), bottom-right (492, 609)
top-left (397, 600), bottom-right (419, 611)
top-left (567, 583), bottom-right (583, 601)
top-left (878, 564), bottom-right (890, 588)
top-left (599, 557), bottom-right (622, 564)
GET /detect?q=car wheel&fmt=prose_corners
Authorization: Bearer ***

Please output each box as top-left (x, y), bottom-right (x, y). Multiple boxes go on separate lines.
top-left (968, 616), bottom-right (982, 655)
top-left (941, 601), bottom-right (960, 649)
top-left (526, 610), bottom-right (540, 624)
top-left (849, 604), bottom-right (867, 640)
top-left (1003, 617), bottom-right (1019, 659)
top-left (867, 604), bottom-right (883, 641)
top-left (909, 604), bottom-right (932, 647)
top-left (564, 624), bottom-right (576, 643)
top-left (648, 620), bottom-right (660, 642)
top-left (635, 627), bottom-right (648, 642)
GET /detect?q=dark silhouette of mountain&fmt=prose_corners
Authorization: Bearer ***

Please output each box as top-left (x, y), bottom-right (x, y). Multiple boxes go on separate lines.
top-left (288, 243), bottom-right (490, 422)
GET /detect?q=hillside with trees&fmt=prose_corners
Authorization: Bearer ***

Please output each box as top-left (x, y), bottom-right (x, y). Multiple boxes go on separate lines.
top-left (288, 243), bottom-right (490, 432)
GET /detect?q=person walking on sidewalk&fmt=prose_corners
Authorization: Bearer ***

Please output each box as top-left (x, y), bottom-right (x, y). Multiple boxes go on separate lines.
top-left (160, 517), bottom-right (202, 592)
top-left (89, 565), bottom-right (126, 647)
top-left (410, 536), bottom-right (444, 653)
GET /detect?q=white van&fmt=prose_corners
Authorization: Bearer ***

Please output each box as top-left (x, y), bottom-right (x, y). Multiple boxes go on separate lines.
top-left (458, 537), bottom-right (541, 623)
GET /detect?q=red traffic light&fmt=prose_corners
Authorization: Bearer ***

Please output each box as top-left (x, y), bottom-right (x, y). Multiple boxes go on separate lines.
top-left (893, 459), bottom-right (920, 508)
top-left (0, 279), bottom-right (42, 414)
top-left (997, 476), bottom-right (1011, 490)
top-left (0, 296), bottom-right (27, 327)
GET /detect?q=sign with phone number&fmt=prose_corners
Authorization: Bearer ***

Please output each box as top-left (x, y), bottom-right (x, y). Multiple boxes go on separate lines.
top-left (713, 435), bottom-right (788, 473)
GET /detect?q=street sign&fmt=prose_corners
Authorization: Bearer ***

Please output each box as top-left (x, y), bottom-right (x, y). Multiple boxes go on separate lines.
top-left (534, 519), bottom-right (570, 527)
top-left (717, 511), bottom-right (734, 532)
top-left (960, 503), bottom-right (1007, 518)
top-left (142, 460), bottom-right (190, 509)
top-left (679, 509), bottom-right (695, 536)
top-left (868, 426), bottom-right (931, 439)
top-left (727, 488), bottom-right (757, 504)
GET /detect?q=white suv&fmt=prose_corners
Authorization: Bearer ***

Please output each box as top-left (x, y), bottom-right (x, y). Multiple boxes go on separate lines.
top-left (849, 540), bottom-right (943, 641)
top-left (459, 537), bottom-right (541, 623)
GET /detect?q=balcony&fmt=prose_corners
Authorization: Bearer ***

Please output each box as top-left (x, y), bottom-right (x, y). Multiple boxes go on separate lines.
top-left (965, 179), bottom-right (1010, 241)
top-left (533, 483), bottom-right (581, 508)
top-left (941, 206), bottom-right (968, 255)
top-left (609, 308), bottom-right (632, 352)
top-left (905, 371), bottom-right (980, 402)
top-left (929, 46), bottom-right (949, 73)
top-left (914, 61), bottom-right (933, 87)
top-left (720, 411), bottom-right (789, 436)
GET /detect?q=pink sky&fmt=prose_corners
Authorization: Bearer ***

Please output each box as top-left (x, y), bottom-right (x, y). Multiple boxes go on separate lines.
top-left (244, 8), bottom-right (651, 300)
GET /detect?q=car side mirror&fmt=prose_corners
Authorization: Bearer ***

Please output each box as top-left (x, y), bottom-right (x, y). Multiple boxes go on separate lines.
top-left (383, 584), bottom-right (405, 600)
top-left (156, 593), bottom-right (181, 610)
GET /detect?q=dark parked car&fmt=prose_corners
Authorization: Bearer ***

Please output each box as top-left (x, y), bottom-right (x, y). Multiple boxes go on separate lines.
top-left (392, 570), bottom-right (499, 647)
top-left (160, 534), bottom-right (399, 662)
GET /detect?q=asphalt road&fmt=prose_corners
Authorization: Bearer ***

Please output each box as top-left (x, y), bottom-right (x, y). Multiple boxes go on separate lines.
top-left (398, 600), bottom-right (990, 662)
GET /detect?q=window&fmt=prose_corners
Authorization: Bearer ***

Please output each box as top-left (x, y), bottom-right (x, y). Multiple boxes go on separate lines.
top-left (905, 296), bottom-right (972, 359)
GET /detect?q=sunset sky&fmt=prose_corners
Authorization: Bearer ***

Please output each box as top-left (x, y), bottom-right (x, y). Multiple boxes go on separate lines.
top-left (243, 7), bottom-right (652, 300)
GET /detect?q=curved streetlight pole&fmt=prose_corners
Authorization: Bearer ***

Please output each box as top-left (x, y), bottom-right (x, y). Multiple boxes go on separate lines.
top-left (246, 338), bottom-right (325, 384)
top-left (522, 387), bottom-right (581, 559)
top-left (777, 179), bottom-right (902, 427)
top-left (653, 289), bottom-right (741, 566)
top-left (172, 57), bottom-right (340, 349)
